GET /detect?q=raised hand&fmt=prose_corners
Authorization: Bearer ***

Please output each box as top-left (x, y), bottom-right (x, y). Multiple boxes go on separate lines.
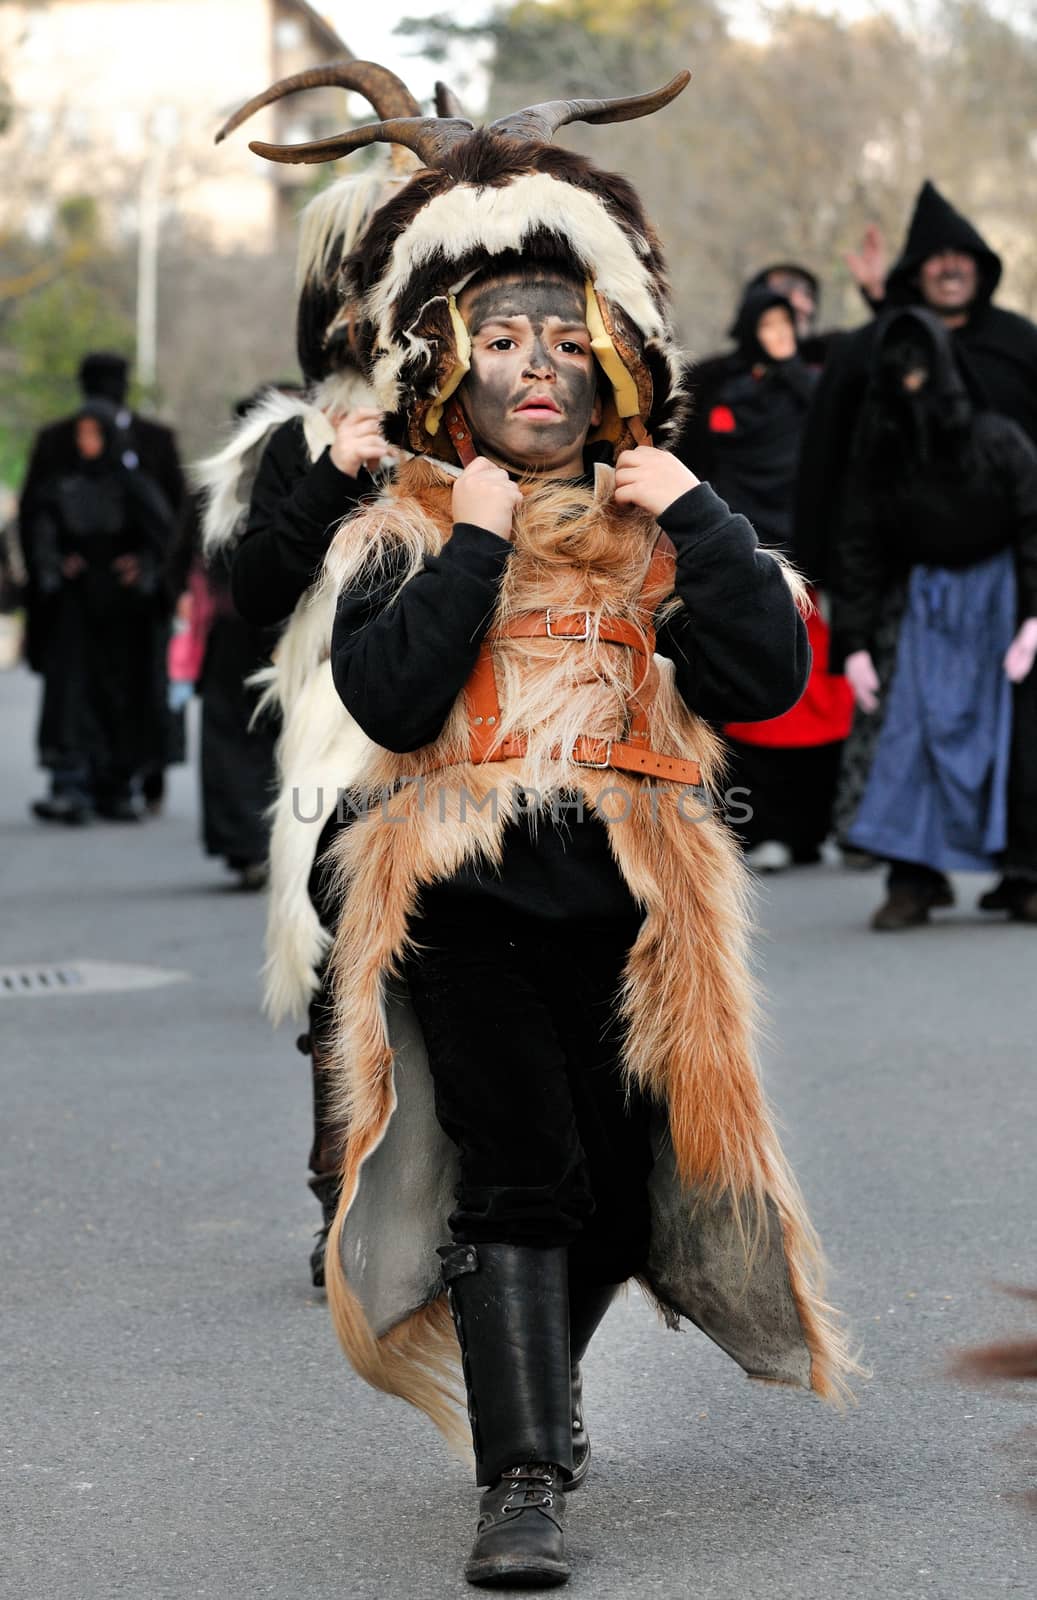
top-left (451, 456), bottom-right (524, 542)
top-left (844, 223), bottom-right (888, 302)
top-left (329, 407), bottom-right (394, 477)
top-left (614, 446), bottom-right (699, 518)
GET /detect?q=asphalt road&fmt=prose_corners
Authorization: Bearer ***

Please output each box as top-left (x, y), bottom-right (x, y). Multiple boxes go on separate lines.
top-left (1, 662), bottom-right (1035, 1600)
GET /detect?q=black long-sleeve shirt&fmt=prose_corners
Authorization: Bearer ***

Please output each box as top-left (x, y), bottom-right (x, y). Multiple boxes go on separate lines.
top-left (330, 481), bottom-right (810, 919)
top-left (231, 417), bottom-right (374, 627)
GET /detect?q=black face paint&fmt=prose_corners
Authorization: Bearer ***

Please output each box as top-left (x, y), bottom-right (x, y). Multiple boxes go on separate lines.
top-left (458, 272), bottom-right (600, 473)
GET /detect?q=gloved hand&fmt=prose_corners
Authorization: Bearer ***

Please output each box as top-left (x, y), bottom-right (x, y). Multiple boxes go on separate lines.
top-left (1004, 617), bottom-right (1037, 684)
top-left (844, 649), bottom-right (880, 714)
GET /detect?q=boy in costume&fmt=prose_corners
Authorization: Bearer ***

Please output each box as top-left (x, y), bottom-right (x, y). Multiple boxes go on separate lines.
top-left (250, 72), bottom-right (858, 1587)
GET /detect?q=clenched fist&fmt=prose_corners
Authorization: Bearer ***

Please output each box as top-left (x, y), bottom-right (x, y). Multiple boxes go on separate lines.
top-left (614, 446), bottom-right (699, 518)
top-left (329, 407), bottom-right (394, 478)
top-left (452, 456), bottom-right (524, 542)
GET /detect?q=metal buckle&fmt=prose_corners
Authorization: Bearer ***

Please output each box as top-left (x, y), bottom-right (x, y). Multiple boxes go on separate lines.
top-left (545, 608), bottom-right (591, 641)
top-left (572, 740), bottom-right (612, 770)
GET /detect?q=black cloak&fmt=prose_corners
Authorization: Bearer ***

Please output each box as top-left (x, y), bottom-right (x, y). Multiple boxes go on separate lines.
top-left (794, 180), bottom-right (1037, 588)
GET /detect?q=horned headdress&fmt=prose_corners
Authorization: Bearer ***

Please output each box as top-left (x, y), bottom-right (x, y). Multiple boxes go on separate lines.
top-left (247, 72), bottom-right (692, 461)
top-left (217, 60), bottom-right (425, 383)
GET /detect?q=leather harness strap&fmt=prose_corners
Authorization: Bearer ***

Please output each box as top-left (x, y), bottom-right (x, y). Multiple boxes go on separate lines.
top-left (460, 529), bottom-right (701, 789)
top-left (434, 399), bottom-right (697, 786)
top-left (443, 399), bottom-right (479, 467)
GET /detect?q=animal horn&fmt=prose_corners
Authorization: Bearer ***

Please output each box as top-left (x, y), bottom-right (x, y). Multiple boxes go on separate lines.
top-left (489, 70), bottom-right (690, 143)
top-left (215, 59), bottom-right (423, 144)
top-left (434, 81), bottom-right (465, 119)
top-left (248, 116), bottom-right (474, 169)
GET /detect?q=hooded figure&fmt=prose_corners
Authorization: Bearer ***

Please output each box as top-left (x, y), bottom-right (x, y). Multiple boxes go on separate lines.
top-left (686, 284), bottom-right (814, 551)
top-left (678, 283), bottom-right (852, 869)
top-left (796, 182), bottom-right (1037, 582)
top-left (829, 308), bottom-right (1037, 927)
top-left (795, 181), bottom-right (1037, 910)
top-left (246, 70), bottom-right (858, 1589)
top-left (25, 401), bottom-right (173, 821)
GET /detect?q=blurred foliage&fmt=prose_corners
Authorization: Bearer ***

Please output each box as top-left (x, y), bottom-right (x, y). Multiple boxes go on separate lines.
top-left (0, 190), bottom-right (137, 486)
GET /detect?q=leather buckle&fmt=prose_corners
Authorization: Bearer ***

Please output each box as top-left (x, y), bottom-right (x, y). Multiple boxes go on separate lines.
top-left (545, 608), bottom-right (591, 641)
top-left (572, 740), bottom-right (612, 770)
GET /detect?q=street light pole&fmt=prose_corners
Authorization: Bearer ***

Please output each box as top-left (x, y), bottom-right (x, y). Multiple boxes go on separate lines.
top-left (136, 146), bottom-right (162, 392)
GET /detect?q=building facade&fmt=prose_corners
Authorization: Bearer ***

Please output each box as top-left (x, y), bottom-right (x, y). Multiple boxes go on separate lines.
top-left (1, 0), bottom-right (352, 250)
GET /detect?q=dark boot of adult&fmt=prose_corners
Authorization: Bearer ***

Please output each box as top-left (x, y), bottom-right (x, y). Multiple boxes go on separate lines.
top-left (566, 1277), bottom-right (616, 1492)
top-left (442, 1241), bottom-right (573, 1589)
top-left (872, 861), bottom-right (955, 930)
top-left (978, 875), bottom-right (1037, 922)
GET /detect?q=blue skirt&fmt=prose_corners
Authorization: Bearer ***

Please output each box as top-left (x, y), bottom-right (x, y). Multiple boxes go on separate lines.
top-left (847, 549), bottom-right (1016, 873)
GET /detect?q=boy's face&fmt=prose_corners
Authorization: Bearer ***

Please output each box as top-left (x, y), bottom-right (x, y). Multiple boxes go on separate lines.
top-left (456, 269), bottom-right (602, 476)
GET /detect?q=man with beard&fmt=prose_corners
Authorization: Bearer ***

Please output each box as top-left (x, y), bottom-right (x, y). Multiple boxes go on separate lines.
top-left (795, 180), bottom-right (1037, 917)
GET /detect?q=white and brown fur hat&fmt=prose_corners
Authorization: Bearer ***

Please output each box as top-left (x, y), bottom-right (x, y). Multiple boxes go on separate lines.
top-left (247, 74), bottom-right (692, 461)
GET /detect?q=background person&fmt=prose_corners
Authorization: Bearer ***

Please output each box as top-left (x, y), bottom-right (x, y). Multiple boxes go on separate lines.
top-left (24, 401), bottom-right (173, 823)
top-left (830, 309), bottom-right (1037, 928)
top-left (680, 285), bottom-right (853, 870)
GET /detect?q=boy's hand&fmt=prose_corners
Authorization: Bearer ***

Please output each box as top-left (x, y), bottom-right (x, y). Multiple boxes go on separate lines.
top-left (329, 407), bottom-right (394, 477)
top-left (614, 446), bottom-right (699, 518)
top-left (452, 456), bottom-right (523, 543)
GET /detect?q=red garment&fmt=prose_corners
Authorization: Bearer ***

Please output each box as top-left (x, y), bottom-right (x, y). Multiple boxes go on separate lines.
top-left (725, 593), bottom-right (854, 748)
top-left (709, 404), bottom-right (737, 433)
top-left (167, 564), bottom-right (218, 685)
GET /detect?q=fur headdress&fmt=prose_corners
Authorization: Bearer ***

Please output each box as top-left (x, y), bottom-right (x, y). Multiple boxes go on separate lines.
top-left (217, 60), bottom-right (425, 383)
top-left (247, 74), bottom-right (692, 461)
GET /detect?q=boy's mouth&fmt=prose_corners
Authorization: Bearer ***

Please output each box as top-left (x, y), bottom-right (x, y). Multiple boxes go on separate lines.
top-left (514, 393), bottom-right (562, 419)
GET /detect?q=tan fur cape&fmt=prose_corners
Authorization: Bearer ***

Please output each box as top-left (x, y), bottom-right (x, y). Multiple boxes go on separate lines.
top-left (320, 458), bottom-right (859, 1450)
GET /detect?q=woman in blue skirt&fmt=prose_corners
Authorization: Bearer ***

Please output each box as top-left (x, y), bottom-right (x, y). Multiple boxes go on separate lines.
top-left (830, 308), bottom-right (1037, 929)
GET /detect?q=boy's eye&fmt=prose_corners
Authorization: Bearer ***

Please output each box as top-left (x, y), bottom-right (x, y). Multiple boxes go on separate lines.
top-left (558, 341), bottom-right (588, 355)
top-left (488, 337), bottom-right (516, 351)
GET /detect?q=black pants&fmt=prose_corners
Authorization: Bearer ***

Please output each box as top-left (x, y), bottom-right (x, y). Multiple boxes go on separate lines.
top-left (404, 899), bottom-right (653, 1286)
top-left (725, 738), bottom-right (844, 858)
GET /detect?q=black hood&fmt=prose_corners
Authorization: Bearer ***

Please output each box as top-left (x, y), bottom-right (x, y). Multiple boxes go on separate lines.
top-left (885, 180), bottom-right (1002, 308)
top-left (858, 307), bottom-right (975, 473)
top-left (746, 261), bottom-right (820, 305)
top-left (728, 284), bottom-right (797, 363)
top-left (78, 351), bottom-right (130, 405)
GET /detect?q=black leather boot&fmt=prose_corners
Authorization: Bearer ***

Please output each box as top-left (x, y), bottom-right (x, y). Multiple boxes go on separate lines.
top-left (566, 1279), bottom-right (616, 1492)
top-left (441, 1242), bottom-right (573, 1588)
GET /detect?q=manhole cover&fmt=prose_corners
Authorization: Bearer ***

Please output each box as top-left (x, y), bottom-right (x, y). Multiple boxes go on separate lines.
top-left (0, 961), bottom-right (189, 998)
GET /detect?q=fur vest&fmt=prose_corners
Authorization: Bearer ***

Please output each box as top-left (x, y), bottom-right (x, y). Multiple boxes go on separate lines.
top-left (320, 458), bottom-right (858, 1453)
top-left (194, 374), bottom-right (376, 1022)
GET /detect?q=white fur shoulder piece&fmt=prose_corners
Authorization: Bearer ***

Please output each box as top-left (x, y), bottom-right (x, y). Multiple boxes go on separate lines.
top-left (193, 389), bottom-right (316, 557)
